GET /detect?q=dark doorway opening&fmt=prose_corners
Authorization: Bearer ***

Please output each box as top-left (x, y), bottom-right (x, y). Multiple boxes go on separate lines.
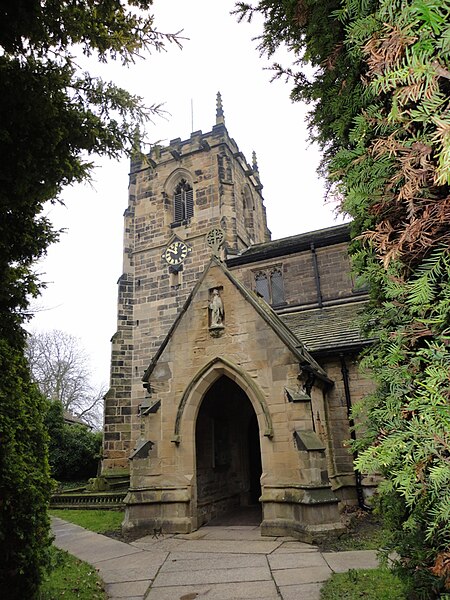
top-left (195, 375), bottom-right (262, 527)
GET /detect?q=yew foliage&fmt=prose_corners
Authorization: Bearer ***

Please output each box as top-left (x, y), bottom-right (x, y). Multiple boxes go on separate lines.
top-left (236, 0), bottom-right (450, 596)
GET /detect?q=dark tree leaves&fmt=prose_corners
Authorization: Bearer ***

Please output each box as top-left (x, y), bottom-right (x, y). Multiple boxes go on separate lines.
top-left (236, 1), bottom-right (450, 595)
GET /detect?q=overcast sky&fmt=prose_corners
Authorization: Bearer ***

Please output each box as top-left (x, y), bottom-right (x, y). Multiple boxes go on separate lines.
top-left (29, 0), bottom-right (345, 390)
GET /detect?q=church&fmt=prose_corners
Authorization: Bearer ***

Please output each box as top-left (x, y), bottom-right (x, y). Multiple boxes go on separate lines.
top-left (101, 95), bottom-right (374, 541)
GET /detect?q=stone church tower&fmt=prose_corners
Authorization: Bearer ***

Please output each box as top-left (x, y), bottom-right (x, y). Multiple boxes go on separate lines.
top-left (103, 94), bottom-right (270, 477)
top-left (101, 95), bottom-right (368, 541)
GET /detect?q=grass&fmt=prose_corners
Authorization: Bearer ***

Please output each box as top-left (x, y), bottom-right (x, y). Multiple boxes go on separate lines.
top-left (38, 546), bottom-right (106, 600)
top-left (44, 510), bottom-right (119, 598)
top-left (50, 509), bottom-right (124, 534)
top-left (320, 568), bottom-right (406, 600)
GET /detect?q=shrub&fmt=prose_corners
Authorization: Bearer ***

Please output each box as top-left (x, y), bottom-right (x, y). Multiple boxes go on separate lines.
top-left (45, 400), bottom-right (102, 481)
top-left (0, 340), bottom-right (52, 599)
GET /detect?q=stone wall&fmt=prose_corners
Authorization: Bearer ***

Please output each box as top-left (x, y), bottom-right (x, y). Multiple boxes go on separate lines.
top-left (232, 241), bottom-right (356, 310)
top-left (227, 236), bottom-right (376, 505)
top-left (321, 355), bottom-right (376, 504)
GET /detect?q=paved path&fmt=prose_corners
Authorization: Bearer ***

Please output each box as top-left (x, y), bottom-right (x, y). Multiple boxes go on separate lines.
top-left (52, 517), bottom-right (379, 600)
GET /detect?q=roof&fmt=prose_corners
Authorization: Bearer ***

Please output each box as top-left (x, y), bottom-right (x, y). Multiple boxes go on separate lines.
top-left (280, 301), bottom-right (371, 355)
top-left (227, 223), bottom-right (350, 266)
top-left (143, 256), bottom-right (332, 385)
top-left (221, 263), bottom-right (331, 383)
top-left (63, 410), bottom-right (89, 427)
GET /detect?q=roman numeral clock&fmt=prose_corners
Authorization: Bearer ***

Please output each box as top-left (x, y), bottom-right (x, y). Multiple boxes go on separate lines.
top-left (162, 239), bottom-right (191, 271)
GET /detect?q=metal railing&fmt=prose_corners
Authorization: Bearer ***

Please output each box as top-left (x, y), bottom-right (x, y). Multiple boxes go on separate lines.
top-left (50, 491), bottom-right (126, 509)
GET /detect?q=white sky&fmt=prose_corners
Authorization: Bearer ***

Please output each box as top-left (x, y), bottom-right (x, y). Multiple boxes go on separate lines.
top-left (29, 0), bottom-right (344, 390)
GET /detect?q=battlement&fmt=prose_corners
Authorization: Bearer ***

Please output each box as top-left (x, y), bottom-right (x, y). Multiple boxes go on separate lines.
top-left (130, 93), bottom-right (263, 196)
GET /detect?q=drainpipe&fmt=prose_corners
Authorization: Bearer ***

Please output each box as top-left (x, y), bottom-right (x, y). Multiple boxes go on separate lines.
top-left (340, 354), bottom-right (370, 511)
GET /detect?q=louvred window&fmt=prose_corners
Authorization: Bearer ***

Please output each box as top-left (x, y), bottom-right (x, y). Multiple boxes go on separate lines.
top-left (173, 179), bottom-right (193, 224)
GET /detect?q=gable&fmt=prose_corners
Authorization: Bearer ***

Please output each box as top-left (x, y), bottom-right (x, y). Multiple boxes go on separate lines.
top-left (143, 258), bottom-right (331, 387)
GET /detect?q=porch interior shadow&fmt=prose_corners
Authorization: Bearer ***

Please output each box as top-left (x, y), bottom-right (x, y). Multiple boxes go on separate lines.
top-left (195, 375), bottom-right (263, 527)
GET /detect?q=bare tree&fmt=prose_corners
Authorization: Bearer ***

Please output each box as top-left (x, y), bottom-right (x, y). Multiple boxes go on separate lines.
top-left (26, 330), bottom-right (105, 428)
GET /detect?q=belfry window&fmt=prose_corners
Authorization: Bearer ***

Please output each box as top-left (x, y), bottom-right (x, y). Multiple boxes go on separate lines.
top-left (254, 267), bottom-right (285, 306)
top-left (173, 179), bottom-right (194, 225)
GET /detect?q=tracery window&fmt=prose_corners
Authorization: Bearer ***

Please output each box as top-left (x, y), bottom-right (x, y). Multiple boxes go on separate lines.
top-left (173, 179), bottom-right (194, 225)
top-left (243, 186), bottom-right (253, 210)
top-left (255, 271), bottom-right (270, 302)
top-left (270, 268), bottom-right (285, 305)
top-left (254, 266), bottom-right (285, 306)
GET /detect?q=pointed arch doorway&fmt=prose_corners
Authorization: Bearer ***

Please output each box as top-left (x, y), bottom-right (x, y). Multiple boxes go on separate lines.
top-left (195, 375), bottom-right (262, 527)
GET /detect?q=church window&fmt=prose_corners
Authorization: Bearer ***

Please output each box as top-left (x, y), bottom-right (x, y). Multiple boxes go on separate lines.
top-left (255, 272), bottom-right (270, 303)
top-left (254, 267), bottom-right (285, 306)
top-left (173, 179), bottom-right (194, 225)
top-left (270, 268), bottom-right (285, 305)
top-left (243, 186), bottom-right (253, 210)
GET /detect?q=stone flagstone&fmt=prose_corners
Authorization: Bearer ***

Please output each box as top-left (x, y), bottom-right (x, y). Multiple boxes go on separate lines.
top-left (151, 565), bottom-right (272, 587)
top-left (146, 581), bottom-right (280, 600)
top-left (278, 583), bottom-right (323, 600)
top-left (272, 565), bottom-right (332, 587)
top-left (322, 549), bottom-right (379, 572)
top-left (51, 518), bottom-right (380, 600)
top-left (268, 551), bottom-right (329, 570)
top-left (160, 552), bottom-right (268, 572)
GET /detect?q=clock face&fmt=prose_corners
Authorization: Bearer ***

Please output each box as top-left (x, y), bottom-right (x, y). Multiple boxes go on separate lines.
top-left (163, 241), bottom-right (190, 265)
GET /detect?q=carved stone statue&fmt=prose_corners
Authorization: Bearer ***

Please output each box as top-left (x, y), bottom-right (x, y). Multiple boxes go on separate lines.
top-left (209, 288), bottom-right (224, 328)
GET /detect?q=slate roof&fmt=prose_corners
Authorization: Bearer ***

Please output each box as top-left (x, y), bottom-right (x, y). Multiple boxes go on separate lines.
top-left (227, 223), bottom-right (350, 266)
top-left (280, 301), bottom-right (370, 355)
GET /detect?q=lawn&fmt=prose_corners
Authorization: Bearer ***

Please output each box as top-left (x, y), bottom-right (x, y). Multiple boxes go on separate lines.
top-left (43, 510), bottom-right (121, 598)
top-left (38, 547), bottom-right (106, 600)
top-left (320, 568), bottom-right (406, 600)
top-left (50, 509), bottom-right (124, 535)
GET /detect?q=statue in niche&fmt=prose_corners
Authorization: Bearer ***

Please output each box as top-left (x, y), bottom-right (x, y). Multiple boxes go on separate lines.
top-left (209, 288), bottom-right (224, 329)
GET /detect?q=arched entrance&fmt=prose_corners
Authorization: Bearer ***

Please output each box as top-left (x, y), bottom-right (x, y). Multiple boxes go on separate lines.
top-left (195, 375), bottom-right (262, 527)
